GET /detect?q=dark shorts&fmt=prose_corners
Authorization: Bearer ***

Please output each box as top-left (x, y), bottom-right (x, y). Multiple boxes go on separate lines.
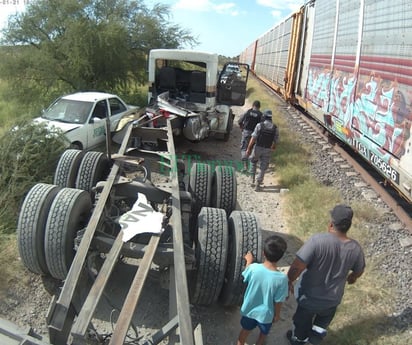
top-left (240, 316), bottom-right (272, 335)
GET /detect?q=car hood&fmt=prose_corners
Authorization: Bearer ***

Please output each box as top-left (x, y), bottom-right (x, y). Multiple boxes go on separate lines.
top-left (34, 117), bottom-right (82, 133)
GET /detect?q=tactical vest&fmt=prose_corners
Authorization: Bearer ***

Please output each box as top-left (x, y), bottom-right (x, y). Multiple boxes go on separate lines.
top-left (256, 124), bottom-right (277, 148)
top-left (243, 109), bottom-right (261, 130)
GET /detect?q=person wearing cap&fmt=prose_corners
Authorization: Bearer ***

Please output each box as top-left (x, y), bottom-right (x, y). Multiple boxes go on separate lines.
top-left (245, 109), bottom-right (279, 191)
top-left (238, 100), bottom-right (263, 172)
top-left (286, 204), bottom-right (365, 345)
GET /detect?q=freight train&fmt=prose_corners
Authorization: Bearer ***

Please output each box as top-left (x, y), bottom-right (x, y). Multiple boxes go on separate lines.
top-left (240, 0), bottom-right (412, 203)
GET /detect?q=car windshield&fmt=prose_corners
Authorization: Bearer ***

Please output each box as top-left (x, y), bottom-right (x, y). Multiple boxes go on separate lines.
top-left (226, 66), bottom-right (239, 73)
top-left (42, 99), bottom-right (94, 124)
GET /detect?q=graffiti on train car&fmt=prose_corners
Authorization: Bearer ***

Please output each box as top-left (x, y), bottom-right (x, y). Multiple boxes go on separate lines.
top-left (241, 0), bottom-right (412, 203)
top-left (305, 60), bottom-right (412, 173)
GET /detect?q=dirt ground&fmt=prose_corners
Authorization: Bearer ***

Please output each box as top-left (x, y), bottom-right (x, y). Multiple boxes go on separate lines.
top-left (0, 101), bottom-right (301, 345)
top-left (173, 103), bottom-right (301, 345)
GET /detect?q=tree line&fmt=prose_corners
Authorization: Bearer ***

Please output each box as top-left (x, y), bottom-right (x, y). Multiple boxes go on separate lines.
top-left (0, 0), bottom-right (198, 108)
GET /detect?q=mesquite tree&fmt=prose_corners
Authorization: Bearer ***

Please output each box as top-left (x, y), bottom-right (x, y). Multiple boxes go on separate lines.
top-left (0, 0), bottom-right (197, 107)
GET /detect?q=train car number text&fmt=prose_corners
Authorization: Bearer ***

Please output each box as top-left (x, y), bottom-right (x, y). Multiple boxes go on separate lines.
top-left (369, 152), bottom-right (399, 183)
top-left (354, 140), bottom-right (368, 158)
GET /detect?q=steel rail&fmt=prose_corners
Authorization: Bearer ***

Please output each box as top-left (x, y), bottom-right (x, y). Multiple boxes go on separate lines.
top-left (290, 105), bottom-right (412, 232)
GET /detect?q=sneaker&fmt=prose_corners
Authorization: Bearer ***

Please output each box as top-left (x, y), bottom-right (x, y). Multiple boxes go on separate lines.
top-left (255, 184), bottom-right (261, 191)
top-left (286, 330), bottom-right (308, 345)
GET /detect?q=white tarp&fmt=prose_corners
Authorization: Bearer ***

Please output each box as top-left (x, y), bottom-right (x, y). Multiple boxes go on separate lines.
top-left (119, 194), bottom-right (164, 242)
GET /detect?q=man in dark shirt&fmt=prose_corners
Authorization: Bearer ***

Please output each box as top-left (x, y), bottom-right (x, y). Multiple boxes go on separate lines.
top-left (238, 100), bottom-right (262, 172)
top-left (287, 204), bottom-right (365, 345)
top-left (245, 109), bottom-right (279, 191)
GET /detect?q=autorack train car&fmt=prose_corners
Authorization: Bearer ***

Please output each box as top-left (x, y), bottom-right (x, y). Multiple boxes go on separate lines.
top-left (240, 0), bottom-right (412, 203)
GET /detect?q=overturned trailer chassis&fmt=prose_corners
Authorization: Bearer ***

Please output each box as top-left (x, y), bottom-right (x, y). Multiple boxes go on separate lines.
top-left (2, 106), bottom-right (264, 344)
top-left (50, 120), bottom-right (200, 345)
top-left (1, 119), bottom-right (202, 345)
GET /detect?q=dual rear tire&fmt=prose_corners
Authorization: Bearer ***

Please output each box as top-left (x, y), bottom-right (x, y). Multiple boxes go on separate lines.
top-left (17, 149), bottom-right (107, 280)
top-left (190, 207), bottom-right (261, 307)
top-left (53, 149), bottom-right (110, 193)
top-left (188, 162), bottom-right (261, 306)
top-left (189, 163), bottom-right (237, 217)
top-left (17, 184), bottom-right (92, 280)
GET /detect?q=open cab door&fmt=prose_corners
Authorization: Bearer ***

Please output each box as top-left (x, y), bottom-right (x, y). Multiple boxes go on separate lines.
top-left (217, 63), bottom-right (249, 106)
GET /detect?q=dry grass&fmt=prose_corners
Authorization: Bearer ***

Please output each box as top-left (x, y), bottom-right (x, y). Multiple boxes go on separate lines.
top-left (0, 235), bottom-right (27, 299)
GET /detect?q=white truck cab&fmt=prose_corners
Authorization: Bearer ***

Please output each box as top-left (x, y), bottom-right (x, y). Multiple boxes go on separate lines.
top-left (146, 49), bottom-right (249, 141)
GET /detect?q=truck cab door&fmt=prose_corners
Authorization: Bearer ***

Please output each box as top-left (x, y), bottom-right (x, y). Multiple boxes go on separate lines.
top-left (217, 63), bottom-right (249, 106)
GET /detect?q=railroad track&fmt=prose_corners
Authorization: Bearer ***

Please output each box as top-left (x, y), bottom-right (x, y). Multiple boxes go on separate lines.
top-left (295, 107), bottom-right (412, 232)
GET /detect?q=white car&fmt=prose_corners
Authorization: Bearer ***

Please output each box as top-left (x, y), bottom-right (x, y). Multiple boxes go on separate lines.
top-left (34, 92), bottom-right (138, 150)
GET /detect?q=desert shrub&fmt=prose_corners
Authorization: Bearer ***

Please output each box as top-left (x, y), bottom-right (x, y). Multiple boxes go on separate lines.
top-left (0, 120), bottom-right (68, 233)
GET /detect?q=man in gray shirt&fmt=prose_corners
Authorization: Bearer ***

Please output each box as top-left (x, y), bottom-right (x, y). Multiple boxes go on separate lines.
top-left (287, 204), bottom-right (365, 345)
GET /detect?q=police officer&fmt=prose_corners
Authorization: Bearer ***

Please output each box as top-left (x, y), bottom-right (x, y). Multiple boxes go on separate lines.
top-left (238, 100), bottom-right (262, 172)
top-left (246, 109), bottom-right (279, 191)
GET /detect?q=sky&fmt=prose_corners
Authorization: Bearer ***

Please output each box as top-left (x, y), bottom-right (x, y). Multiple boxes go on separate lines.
top-left (0, 0), bottom-right (304, 57)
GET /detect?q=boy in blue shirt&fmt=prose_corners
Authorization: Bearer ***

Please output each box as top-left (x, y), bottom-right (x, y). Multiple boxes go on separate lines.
top-left (237, 235), bottom-right (288, 345)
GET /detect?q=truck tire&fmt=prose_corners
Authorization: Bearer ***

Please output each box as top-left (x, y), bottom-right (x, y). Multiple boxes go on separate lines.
top-left (211, 165), bottom-right (237, 217)
top-left (53, 149), bottom-right (84, 188)
top-left (17, 183), bottom-right (60, 275)
top-left (44, 188), bottom-right (92, 280)
top-left (219, 210), bottom-right (262, 306)
top-left (190, 207), bottom-right (228, 305)
top-left (75, 151), bottom-right (110, 193)
top-left (189, 163), bottom-right (212, 215)
top-left (188, 163), bottom-right (212, 242)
